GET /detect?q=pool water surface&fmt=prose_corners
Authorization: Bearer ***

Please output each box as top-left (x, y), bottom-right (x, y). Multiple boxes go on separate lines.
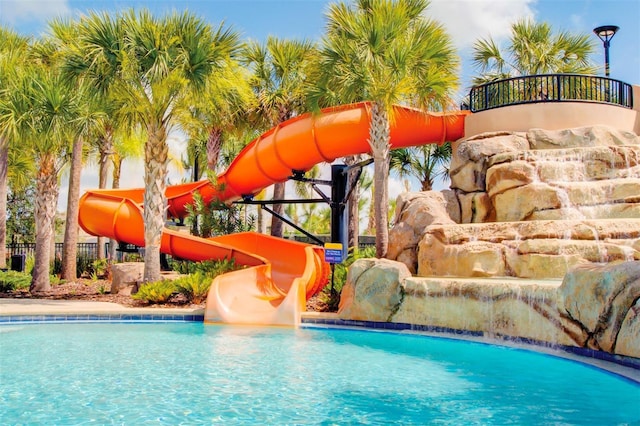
top-left (1, 323), bottom-right (638, 424)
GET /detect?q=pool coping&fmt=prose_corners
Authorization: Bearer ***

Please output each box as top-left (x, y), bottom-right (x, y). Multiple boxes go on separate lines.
top-left (2, 299), bottom-right (638, 384)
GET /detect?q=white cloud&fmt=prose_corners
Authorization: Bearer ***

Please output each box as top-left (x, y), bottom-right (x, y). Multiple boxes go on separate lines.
top-left (0, 0), bottom-right (72, 26)
top-left (428, 0), bottom-right (536, 49)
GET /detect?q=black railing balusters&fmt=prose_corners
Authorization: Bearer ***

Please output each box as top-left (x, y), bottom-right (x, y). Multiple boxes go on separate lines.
top-left (469, 73), bottom-right (633, 112)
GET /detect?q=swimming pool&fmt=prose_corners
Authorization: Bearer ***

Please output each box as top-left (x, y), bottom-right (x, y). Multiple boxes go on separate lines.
top-left (1, 322), bottom-right (638, 424)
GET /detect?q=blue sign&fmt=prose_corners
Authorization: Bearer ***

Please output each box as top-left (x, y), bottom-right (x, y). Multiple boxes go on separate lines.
top-left (324, 243), bottom-right (344, 264)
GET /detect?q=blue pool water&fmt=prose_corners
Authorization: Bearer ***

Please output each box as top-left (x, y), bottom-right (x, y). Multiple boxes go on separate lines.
top-left (0, 323), bottom-right (638, 424)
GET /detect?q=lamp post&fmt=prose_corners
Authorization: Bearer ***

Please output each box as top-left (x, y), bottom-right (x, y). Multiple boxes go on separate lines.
top-left (593, 25), bottom-right (619, 77)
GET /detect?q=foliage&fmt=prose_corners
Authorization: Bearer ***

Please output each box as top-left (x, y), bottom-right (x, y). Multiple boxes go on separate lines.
top-left (320, 246), bottom-right (376, 311)
top-left (75, 255), bottom-right (94, 278)
top-left (132, 280), bottom-right (178, 304)
top-left (185, 189), bottom-right (255, 238)
top-left (169, 258), bottom-right (241, 278)
top-left (471, 18), bottom-right (597, 85)
top-left (390, 142), bottom-right (452, 191)
top-left (0, 271), bottom-right (31, 292)
top-left (24, 254), bottom-right (35, 275)
top-left (6, 185), bottom-right (36, 244)
top-left (90, 258), bottom-right (110, 279)
top-left (174, 272), bottom-right (212, 304)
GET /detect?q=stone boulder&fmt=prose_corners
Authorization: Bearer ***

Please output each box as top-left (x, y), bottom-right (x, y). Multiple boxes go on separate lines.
top-left (416, 219), bottom-right (640, 279)
top-left (110, 262), bottom-right (144, 294)
top-left (388, 191), bottom-right (458, 273)
top-left (558, 261), bottom-right (640, 358)
top-left (450, 131), bottom-right (529, 192)
top-left (338, 258), bottom-right (410, 322)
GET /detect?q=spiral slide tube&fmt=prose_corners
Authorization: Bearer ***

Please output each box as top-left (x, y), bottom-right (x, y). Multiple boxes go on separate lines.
top-left (78, 102), bottom-right (468, 326)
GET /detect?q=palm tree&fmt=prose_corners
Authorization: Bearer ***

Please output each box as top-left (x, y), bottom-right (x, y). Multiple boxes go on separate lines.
top-left (3, 50), bottom-right (79, 292)
top-left (66, 9), bottom-right (240, 282)
top-left (471, 18), bottom-right (596, 85)
top-left (46, 19), bottom-right (106, 280)
top-left (0, 27), bottom-right (30, 270)
top-left (242, 36), bottom-right (316, 237)
top-left (390, 142), bottom-right (452, 191)
top-left (311, 0), bottom-right (459, 258)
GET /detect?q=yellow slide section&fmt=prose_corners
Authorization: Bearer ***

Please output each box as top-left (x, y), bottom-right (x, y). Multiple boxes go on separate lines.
top-left (78, 102), bottom-right (468, 326)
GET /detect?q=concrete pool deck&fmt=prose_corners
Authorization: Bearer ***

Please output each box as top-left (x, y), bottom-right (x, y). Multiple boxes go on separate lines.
top-left (0, 298), bottom-right (338, 320)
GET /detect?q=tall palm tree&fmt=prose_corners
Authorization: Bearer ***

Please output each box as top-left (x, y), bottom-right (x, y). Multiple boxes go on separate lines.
top-left (66, 9), bottom-right (240, 282)
top-left (471, 18), bottom-right (596, 85)
top-left (0, 27), bottom-right (30, 270)
top-left (46, 19), bottom-right (105, 280)
top-left (2, 52), bottom-right (79, 291)
top-left (242, 36), bottom-right (316, 237)
top-left (310, 0), bottom-right (459, 258)
top-left (390, 142), bottom-right (452, 191)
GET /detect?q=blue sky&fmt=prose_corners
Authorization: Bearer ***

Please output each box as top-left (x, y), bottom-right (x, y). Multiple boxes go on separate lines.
top-left (2, 0), bottom-right (638, 89)
top-left (1, 0), bottom-right (639, 212)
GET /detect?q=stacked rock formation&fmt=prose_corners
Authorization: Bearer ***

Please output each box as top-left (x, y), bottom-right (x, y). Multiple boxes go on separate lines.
top-left (388, 125), bottom-right (640, 279)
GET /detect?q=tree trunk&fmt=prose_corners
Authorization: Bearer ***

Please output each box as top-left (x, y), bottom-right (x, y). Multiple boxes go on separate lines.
top-left (206, 127), bottom-right (223, 172)
top-left (344, 155), bottom-right (361, 252)
top-left (31, 156), bottom-right (59, 292)
top-left (61, 136), bottom-right (83, 280)
top-left (108, 156), bottom-right (122, 262)
top-left (0, 138), bottom-right (7, 270)
top-left (143, 124), bottom-right (168, 283)
top-left (369, 102), bottom-right (391, 259)
top-left (96, 130), bottom-right (113, 260)
top-left (270, 182), bottom-right (285, 237)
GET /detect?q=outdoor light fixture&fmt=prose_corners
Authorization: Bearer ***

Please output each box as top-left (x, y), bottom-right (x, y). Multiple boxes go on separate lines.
top-left (593, 25), bottom-right (619, 77)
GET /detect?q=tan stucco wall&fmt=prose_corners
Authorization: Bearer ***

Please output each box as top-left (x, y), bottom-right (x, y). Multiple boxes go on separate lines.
top-left (465, 84), bottom-right (640, 137)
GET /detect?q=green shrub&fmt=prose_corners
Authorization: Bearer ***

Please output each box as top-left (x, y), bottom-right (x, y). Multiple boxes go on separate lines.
top-left (170, 258), bottom-right (242, 278)
top-left (25, 254), bottom-right (35, 275)
top-left (0, 271), bottom-right (31, 292)
top-left (76, 255), bottom-right (93, 278)
top-left (320, 246), bottom-right (376, 311)
top-left (90, 258), bottom-right (110, 279)
top-left (174, 272), bottom-right (212, 304)
top-left (132, 280), bottom-right (177, 304)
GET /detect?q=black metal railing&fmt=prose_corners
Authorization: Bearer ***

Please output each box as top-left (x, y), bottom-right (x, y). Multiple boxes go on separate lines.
top-left (469, 74), bottom-right (633, 112)
top-left (6, 243), bottom-right (100, 260)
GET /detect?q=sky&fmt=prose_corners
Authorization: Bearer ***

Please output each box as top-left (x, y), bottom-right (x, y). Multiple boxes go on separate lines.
top-left (1, 0), bottom-right (639, 214)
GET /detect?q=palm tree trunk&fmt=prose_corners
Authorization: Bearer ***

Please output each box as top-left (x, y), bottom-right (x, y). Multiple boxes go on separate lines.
top-left (369, 102), bottom-right (391, 258)
top-left (31, 156), bottom-right (59, 292)
top-left (270, 182), bottom-right (285, 237)
top-left (0, 138), bottom-right (7, 270)
top-left (108, 155), bottom-right (122, 262)
top-left (143, 124), bottom-right (168, 283)
top-left (206, 127), bottom-right (223, 171)
top-left (61, 136), bottom-right (83, 280)
top-left (96, 130), bottom-right (113, 260)
top-left (344, 155), bottom-right (361, 252)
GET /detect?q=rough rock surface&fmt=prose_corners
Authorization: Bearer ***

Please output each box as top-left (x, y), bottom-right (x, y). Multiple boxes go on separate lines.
top-left (338, 259), bottom-right (639, 358)
top-left (110, 262), bottom-right (144, 294)
top-left (338, 258), bottom-right (410, 321)
top-left (388, 125), bottom-right (640, 278)
top-left (558, 261), bottom-right (640, 357)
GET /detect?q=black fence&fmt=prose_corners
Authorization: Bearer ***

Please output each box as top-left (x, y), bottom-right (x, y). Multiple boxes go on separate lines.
top-left (469, 74), bottom-right (633, 112)
top-left (6, 236), bottom-right (376, 265)
top-left (6, 243), bottom-right (99, 260)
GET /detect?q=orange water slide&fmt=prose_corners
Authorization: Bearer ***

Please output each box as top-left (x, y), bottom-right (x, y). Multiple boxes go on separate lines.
top-left (78, 102), bottom-right (468, 326)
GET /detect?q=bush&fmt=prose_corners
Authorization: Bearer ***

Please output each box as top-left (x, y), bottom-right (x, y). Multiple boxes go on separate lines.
top-left (132, 280), bottom-right (177, 304)
top-left (320, 246), bottom-right (376, 311)
top-left (0, 271), bottom-right (31, 292)
top-left (174, 272), bottom-right (212, 304)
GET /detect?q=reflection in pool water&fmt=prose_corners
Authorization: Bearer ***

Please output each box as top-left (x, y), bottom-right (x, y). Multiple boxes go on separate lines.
top-left (1, 323), bottom-right (638, 424)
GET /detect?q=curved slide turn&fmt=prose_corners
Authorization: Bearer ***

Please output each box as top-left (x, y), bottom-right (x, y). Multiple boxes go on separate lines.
top-left (78, 102), bottom-right (468, 326)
